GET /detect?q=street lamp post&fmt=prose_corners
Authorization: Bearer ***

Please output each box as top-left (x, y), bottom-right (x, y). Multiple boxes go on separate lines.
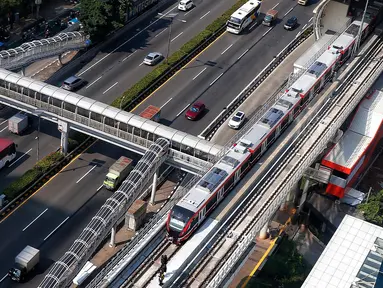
top-left (34, 109), bottom-right (45, 162)
top-left (353, 0), bottom-right (369, 57)
top-left (158, 13), bottom-right (186, 64)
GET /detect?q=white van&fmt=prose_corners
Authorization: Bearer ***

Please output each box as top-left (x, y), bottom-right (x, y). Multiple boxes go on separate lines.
top-left (178, 0), bottom-right (194, 11)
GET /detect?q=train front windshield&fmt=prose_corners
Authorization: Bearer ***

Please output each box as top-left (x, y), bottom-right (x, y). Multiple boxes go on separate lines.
top-left (169, 205), bottom-right (194, 232)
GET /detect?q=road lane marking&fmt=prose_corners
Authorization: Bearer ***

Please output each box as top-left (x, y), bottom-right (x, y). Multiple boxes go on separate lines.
top-left (22, 208), bottom-right (48, 231)
top-left (249, 22), bottom-right (258, 30)
top-left (272, 3), bottom-right (279, 9)
top-left (0, 274), bottom-right (7, 283)
top-left (97, 184), bottom-right (104, 192)
top-left (192, 67), bottom-right (207, 80)
top-left (0, 141), bottom-right (98, 224)
top-left (139, 62), bottom-right (144, 66)
top-left (176, 104), bottom-right (190, 117)
top-left (122, 50), bottom-right (137, 62)
top-left (76, 165), bottom-right (97, 183)
top-left (221, 43), bottom-right (233, 55)
top-left (43, 216), bottom-right (69, 241)
top-left (210, 73), bottom-right (224, 86)
top-left (85, 76), bottom-right (102, 89)
top-left (9, 148), bottom-right (32, 167)
top-left (161, 97), bottom-right (173, 109)
top-left (155, 28), bottom-right (168, 38)
top-left (284, 7), bottom-right (294, 17)
top-left (184, 10), bottom-right (193, 16)
top-left (200, 11), bottom-right (210, 20)
top-left (0, 126), bottom-right (8, 132)
top-left (103, 82), bottom-right (118, 94)
top-left (171, 32), bottom-right (184, 42)
top-left (301, 24), bottom-right (307, 31)
top-left (0, 119), bottom-right (8, 126)
top-left (309, 17), bottom-right (313, 22)
top-left (78, 5), bottom-right (178, 76)
top-left (130, 30), bottom-right (228, 112)
top-left (262, 27), bottom-right (273, 37)
top-left (238, 49), bottom-right (249, 60)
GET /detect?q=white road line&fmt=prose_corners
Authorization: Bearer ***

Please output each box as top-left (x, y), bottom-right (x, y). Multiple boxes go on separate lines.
top-left (263, 27), bottom-right (273, 37)
top-left (161, 97), bottom-right (173, 109)
top-left (192, 67), bottom-right (207, 80)
top-left (249, 22), bottom-right (258, 30)
top-left (184, 10), bottom-right (193, 16)
top-left (43, 216), bottom-right (69, 241)
top-left (139, 62), bottom-right (144, 66)
top-left (171, 31), bottom-right (184, 42)
top-left (0, 126), bottom-right (8, 132)
top-left (0, 274), bottom-right (7, 283)
top-left (155, 28), bottom-right (168, 38)
top-left (284, 7), bottom-right (294, 17)
top-left (103, 82), bottom-right (118, 94)
top-left (272, 3), bottom-right (279, 9)
top-left (0, 119), bottom-right (8, 126)
top-left (221, 44), bottom-right (233, 55)
top-left (76, 165), bottom-right (97, 183)
top-left (22, 208), bottom-right (48, 231)
top-left (238, 49), bottom-right (249, 60)
top-left (9, 148), bottom-right (32, 167)
top-left (85, 76), bottom-right (102, 89)
top-left (302, 24), bottom-right (307, 31)
top-left (122, 50), bottom-right (137, 62)
top-left (176, 104), bottom-right (190, 117)
top-left (97, 184), bottom-right (104, 192)
top-left (78, 5), bottom-right (178, 76)
top-left (200, 11), bottom-right (210, 20)
top-left (309, 17), bottom-right (313, 22)
top-left (210, 73), bottom-right (224, 86)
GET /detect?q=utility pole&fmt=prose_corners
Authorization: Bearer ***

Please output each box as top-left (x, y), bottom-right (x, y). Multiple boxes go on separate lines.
top-left (353, 0), bottom-right (369, 57)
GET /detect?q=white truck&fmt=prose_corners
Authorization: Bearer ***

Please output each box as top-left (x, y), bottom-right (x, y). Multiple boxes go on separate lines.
top-left (8, 246), bottom-right (40, 282)
top-left (8, 112), bottom-right (28, 135)
top-left (103, 156), bottom-right (133, 190)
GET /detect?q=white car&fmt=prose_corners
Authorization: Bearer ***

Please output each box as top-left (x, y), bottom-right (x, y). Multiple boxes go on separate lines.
top-left (178, 0), bottom-right (194, 11)
top-left (228, 111), bottom-right (245, 129)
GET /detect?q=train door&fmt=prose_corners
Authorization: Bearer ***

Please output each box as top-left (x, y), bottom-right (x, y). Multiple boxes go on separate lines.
top-left (261, 140), bottom-right (267, 154)
top-left (276, 124), bottom-right (281, 138)
top-left (198, 207), bottom-right (206, 223)
top-left (234, 169), bottom-right (241, 184)
top-left (218, 187), bottom-right (225, 201)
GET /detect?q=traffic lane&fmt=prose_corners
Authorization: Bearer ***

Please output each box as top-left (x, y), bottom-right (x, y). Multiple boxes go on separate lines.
top-left (170, 5), bottom-right (315, 135)
top-left (131, 0), bottom-right (292, 115)
top-left (0, 141), bottom-right (128, 279)
top-left (0, 118), bottom-right (61, 192)
top-left (80, 0), bottom-right (239, 102)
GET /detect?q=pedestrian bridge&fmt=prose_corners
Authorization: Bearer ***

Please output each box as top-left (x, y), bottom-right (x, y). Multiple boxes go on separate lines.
top-left (0, 68), bottom-right (223, 174)
top-left (0, 31), bottom-right (89, 71)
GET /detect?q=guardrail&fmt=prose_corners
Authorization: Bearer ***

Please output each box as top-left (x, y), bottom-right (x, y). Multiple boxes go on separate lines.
top-left (0, 136), bottom-right (93, 221)
top-left (198, 24), bottom-right (314, 141)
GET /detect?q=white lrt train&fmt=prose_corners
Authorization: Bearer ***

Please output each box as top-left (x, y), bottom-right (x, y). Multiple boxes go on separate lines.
top-left (166, 20), bottom-right (370, 244)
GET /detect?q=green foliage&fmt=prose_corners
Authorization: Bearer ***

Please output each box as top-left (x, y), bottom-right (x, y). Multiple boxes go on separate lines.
top-left (112, 0), bottom-right (250, 110)
top-left (358, 190), bottom-right (383, 226)
top-left (249, 239), bottom-right (312, 288)
top-left (0, 0), bottom-right (22, 19)
top-left (3, 151), bottom-right (64, 200)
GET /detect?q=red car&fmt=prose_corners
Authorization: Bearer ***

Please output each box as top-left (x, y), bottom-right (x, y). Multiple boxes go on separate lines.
top-left (185, 102), bottom-right (205, 120)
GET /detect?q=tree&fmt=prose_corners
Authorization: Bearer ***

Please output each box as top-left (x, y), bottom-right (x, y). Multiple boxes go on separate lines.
top-left (358, 189), bottom-right (383, 226)
top-left (0, 0), bottom-right (22, 22)
top-left (79, 0), bottom-right (133, 42)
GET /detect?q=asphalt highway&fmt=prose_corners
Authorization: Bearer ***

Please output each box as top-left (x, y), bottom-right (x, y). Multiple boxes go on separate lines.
top-left (132, 0), bottom-right (318, 136)
top-left (0, 106), bottom-right (61, 192)
top-left (67, 0), bottom-right (239, 102)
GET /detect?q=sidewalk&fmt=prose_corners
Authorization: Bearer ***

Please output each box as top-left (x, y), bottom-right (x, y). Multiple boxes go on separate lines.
top-left (211, 34), bottom-right (315, 146)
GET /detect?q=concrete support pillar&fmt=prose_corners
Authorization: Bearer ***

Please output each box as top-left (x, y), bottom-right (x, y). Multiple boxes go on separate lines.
top-left (259, 223), bottom-right (269, 240)
top-left (109, 225), bottom-right (116, 247)
top-left (58, 120), bottom-right (69, 155)
top-left (280, 187), bottom-right (296, 212)
top-left (298, 178), bottom-right (310, 214)
top-left (20, 67), bottom-right (25, 76)
top-left (57, 54), bottom-right (63, 65)
top-left (150, 169), bottom-right (159, 206)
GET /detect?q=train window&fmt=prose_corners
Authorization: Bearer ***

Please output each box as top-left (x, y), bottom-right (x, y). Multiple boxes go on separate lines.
top-left (301, 96), bottom-right (308, 107)
top-left (41, 94), bottom-right (49, 104)
top-left (195, 150), bottom-right (208, 161)
top-left (141, 129), bottom-right (148, 139)
top-left (190, 217), bottom-right (198, 228)
top-left (77, 107), bottom-right (89, 118)
top-left (181, 144), bottom-right (193, 156)
top-left (0, 79), bottom-right (4, 87)
top-left (206, 194), bottom-right (217, 212)
top-left (127, 124), bottom-right (133, 134)
top-left (268, 130), bottom-right (276, 144)
top-left (64, 102), bottom-right (76, 113)
top-left (293, 106), bottom-right (300, 116)
top-left (313, 81), bottom-right (320, 93)
top-left (240, 160), bottom-right (249, 174)
top-left (104, 117), bottom-right (115, 127)
top-left (324, 70), bottom-right (331, 80)
top-left (51, 98), bottom-right (63, 109)
top-left (119, 122), bottom-right (128, 132)
top-left (281, 117), bottom-right (288, 129)
top-left (147, 132), bottom-right (155, 142)
top-left (9, 83), bottom-right (18, 91)
top-left (90, 111), bottom-right (102, 122)
top-left (170, 205), bottom-right (194, 226)
top-left (224, 175), bottom-right (234, 191)
top-left (251, 147), bottom-right (261, 162)
top-left (171, 141), bottom-right (181, 151)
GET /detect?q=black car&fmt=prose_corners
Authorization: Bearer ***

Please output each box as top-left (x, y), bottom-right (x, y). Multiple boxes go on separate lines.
top-left (0, 27), bottom-right (10, 42)
top-left (284, 16), bottom-right (298, 30)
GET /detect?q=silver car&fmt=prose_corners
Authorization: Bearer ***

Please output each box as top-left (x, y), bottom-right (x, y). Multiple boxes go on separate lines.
top-left (61, 76), bottom-right (83, 91)
top-left (143, 52), bottom-right (163, 66)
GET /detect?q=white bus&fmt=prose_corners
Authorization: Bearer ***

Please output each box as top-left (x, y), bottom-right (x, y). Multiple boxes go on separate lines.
top-left (227, 0), bottom-right (262, 34)
top-left (0, 138), bottom-right (16, 170)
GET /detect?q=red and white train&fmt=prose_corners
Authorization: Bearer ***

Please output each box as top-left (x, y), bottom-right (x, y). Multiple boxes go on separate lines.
top-left (166, 20), bottom-right (370, 244)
